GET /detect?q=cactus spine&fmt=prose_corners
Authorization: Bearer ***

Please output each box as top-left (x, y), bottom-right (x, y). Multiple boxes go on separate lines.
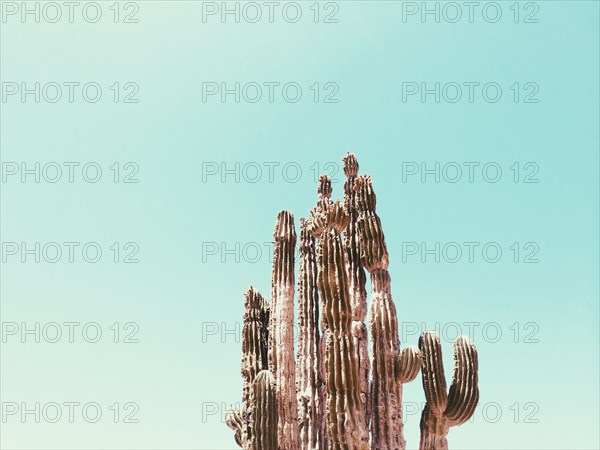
top-left (224, 154), bottom-right (479, 450)
top-left (269, 210), bottom-right (300, 450)
top-left (419, 332), bottom-right (479, 450)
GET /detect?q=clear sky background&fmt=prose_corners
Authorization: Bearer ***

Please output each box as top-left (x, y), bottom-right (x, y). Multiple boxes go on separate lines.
top-left (1, 1), bottom-right (598, 449)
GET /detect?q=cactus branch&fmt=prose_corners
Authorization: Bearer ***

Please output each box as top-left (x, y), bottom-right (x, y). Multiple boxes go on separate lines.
top-left (225, 407), bottom-right (245, 448)
top-left (418, 332), bottom-right (479, 450)
top-left (398, 346), bottom-right (422, 384)
top-left (250, 370), bottom-right (278, 450)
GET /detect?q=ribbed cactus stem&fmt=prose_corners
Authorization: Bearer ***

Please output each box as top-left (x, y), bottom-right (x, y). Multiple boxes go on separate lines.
top-left (297, 218), bottom-right (325, 450)
top-left (313, 200), bottom-right (369, 450)
top-left (225, 408), bottom-right (245, 448)
top-left (355, 175), bottom-right (416, 450)
top-left (343, 153), bottom-right (370, 423)
top-left (242, 287), bottom-right (270, 413)
top-left (250, 370), bottom-right (278, 450)
top-left (227, 287), bottom-right (271, 449)
top-left (418, 332), bottom-right (479, 450)
top-left (368, 268), bottom-right (405, 450)
top-left (342, 154), bottom-right (366, 320)
top-left (398, 346), bottom-right (422, 384)
top-left (268, 210), bottom-right (300, 450)
top-left (419, 407), bottom-right (449, 450)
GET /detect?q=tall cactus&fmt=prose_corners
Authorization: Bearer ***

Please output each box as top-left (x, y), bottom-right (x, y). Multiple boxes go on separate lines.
top-left (268, 210), bottom-right (300, 450)
top-left (308, 199), bottom-right (369, 450)
top-left (419, 332), bottom-right (479, 450)
top-left (242, 287), bottom-right (270, 412)
top-left (226, 287), bottom-right (270, 448)
top-left (343, 153), bottom-right (370, 423)
top-left (354, 175), bottom-right (421, 450)
top-left (223, 154), bottom-right (480, 450)
top-left (250, 370), bottom-right (279, 450)
top-left (296, 218), bottom-right (325, 450)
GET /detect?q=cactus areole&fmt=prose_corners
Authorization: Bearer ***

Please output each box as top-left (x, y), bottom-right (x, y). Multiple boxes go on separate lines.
top-left (224, 154), bottom-right (480, 450)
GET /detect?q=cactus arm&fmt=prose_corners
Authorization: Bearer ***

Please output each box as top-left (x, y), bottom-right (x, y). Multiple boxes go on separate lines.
top-left (225, 408), bottom-right (245, 448)
top-left (250, 371), bottom-right (278, 450)
top-left (419, 333), bottom-right (479, 450)
top-left (444, 337), bottom-right (479, 426)
top-left (268, 211), bottom-right (300, 450)
top-left (419, 332), bottom-right (448, 415)
top-left (398, 346), bottom-right (421, 384)
top-left (418, 332), bottom-right (449, 450)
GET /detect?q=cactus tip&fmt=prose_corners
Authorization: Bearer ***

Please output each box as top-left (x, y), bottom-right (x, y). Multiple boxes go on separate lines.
top-left (317, 175), bottom-right (332, 199)
top-left (343, 152), bottom-right (359, 177)
top-left (273, 210), bottom-right (296, 242)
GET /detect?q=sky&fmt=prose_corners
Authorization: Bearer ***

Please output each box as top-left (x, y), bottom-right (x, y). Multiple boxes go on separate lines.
top-left (1, 1), bottom-right (599, 449)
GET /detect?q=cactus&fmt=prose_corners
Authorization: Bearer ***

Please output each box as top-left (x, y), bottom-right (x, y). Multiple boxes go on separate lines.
top-left (226, 287), bottom-right (270, 448)
top-left (343, 154), bottom-right (370, 423)
top-left (224, 154), bottom-right (479, 450)
top-left (242, 287), bottom-right (270, 412)
top-left (297, 218), bottom-right (325, 450)
top-left (250, 370), bottom-right (279, 450)
top-left (225, 408), bottom-right (245, 448)
top-left (308, 199), bottom-right (369, 450)
top-left (269, 210), bottom-right (300, 450)
top-left (354, 175), bottom-right (421, 450)
top-left (419, 332), bottom-right (479, 450)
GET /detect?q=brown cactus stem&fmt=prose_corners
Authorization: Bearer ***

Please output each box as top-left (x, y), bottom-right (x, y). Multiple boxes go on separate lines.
top-left (398, 346), bottom-right (422, 384)
top-left (241, 287), bottom-right (270, 442)
top-left (242, 288), bottom-right (270, 409)
top-left (368, 269), bottom-right (405, 450)
top-left (225, 408), bottom-right (245, 448)
top-left (250, 370), bottom-right (279, 450)
top-left (418, 332), bottom-right (479, 450)
top-left (297, 218), bottom-right (325, 450)
top-left (354, 175), bottom-right (413, 450)
top-left (268, 210), bottom-right (300, 450)
top-left (311, 200), bottom-right (369, 450)
top-left (342, 153), bottom-right (370, 424)
top-left (419, 406), bottom-right (449, 450)
top-left (307, 175), bottom-right (333, 450)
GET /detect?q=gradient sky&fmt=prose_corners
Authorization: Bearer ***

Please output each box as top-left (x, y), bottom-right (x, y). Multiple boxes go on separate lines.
top-left (1, 1), bottom-right (598, 449)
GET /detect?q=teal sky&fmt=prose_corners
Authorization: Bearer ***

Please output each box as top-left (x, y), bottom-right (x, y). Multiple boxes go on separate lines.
top-left (1, 2), bottom-right (598, 449)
